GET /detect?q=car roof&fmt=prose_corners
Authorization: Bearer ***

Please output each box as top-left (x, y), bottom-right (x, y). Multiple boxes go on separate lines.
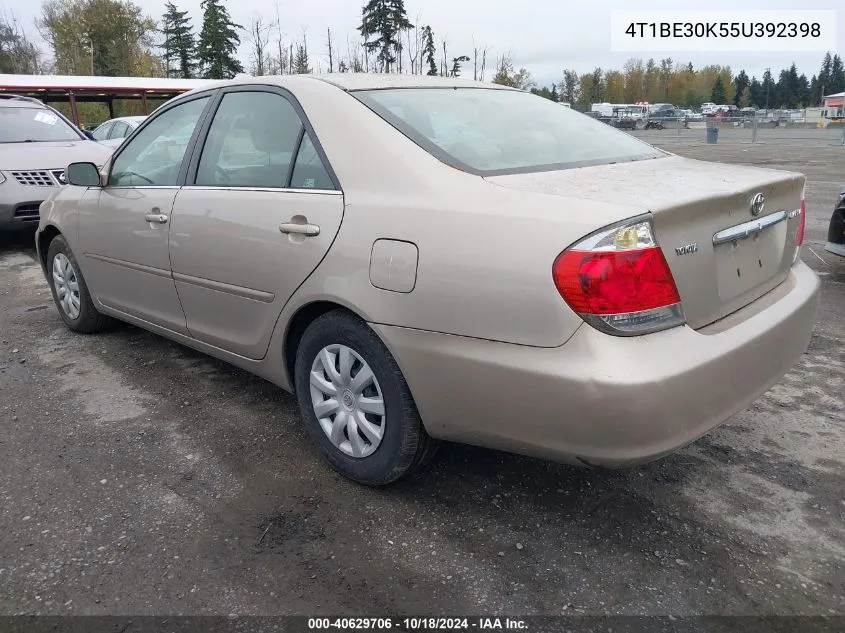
top-left (101, 115), bottom-right (147, 123)
top-left (0, 94), bottom-right (49, 108)
top-left (186, 73), bottom-right (514, 94)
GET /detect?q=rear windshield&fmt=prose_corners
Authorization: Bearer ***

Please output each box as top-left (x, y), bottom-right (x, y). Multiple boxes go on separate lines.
top-left (353, 88), bottom-right (665, 175)
top-left (0, 106), bottom-right (81, 143)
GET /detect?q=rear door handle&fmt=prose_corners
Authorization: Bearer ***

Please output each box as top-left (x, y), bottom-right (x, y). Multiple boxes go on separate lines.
top-left (145, 213), bottom-right (169, 224)
top-left (279, 222), bottom-right (320, 237)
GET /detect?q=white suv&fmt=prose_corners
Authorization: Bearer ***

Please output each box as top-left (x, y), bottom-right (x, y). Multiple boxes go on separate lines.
top-left (0, 95), bottom-right (112, 232)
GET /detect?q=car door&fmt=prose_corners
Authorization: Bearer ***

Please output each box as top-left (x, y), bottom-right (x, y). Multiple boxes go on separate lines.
top-left (77, 93), bottom-right (213, 333)
top-left (168, 87), bottom-right (344, 359)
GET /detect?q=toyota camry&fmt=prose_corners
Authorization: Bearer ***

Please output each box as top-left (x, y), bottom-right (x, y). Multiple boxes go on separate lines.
top-left (35, 74), bottom-right (820, 485)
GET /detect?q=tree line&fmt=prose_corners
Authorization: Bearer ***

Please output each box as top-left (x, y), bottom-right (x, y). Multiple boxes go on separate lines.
top-left (551, 53), bottom-right (844, 109)
top-left (1, 0), bottom-right (842, 111)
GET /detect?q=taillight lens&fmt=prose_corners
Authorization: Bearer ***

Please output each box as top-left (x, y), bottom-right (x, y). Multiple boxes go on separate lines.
top-left (553, 217), bottom-right (685, 336)
top-left (796, 198), bottom-right (806, 246)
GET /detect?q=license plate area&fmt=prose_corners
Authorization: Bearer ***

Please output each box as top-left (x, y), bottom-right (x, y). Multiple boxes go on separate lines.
top-left (714, 217), bottom-right (787, 303)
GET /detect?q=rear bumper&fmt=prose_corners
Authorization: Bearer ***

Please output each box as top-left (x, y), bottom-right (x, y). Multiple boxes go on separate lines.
top-left (373, 260), bottom-right (820, 466)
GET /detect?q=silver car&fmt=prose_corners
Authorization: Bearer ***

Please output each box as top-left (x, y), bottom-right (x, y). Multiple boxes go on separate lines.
top-left (90, 116), bottom-right (147, 149)
top-left (0, 95), bottom-right (112, 232)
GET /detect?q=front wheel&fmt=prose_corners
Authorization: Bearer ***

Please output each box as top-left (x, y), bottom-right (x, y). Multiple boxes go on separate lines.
top-left (294, 310), bottom-right (438, 486)
top-left (46, 235), bottom-right (111, 333)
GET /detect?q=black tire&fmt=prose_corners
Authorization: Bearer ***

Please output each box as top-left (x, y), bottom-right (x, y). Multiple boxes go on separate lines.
top-left (46, 235), bottom-right (111, 334)
top-left (294, 310), bottom-right (438, 486)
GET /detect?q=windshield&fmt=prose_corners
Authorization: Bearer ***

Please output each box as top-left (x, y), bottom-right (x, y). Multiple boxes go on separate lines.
top-left (353, 88), bottom-right (665, 175)
top-left (0, 106), bottom-right (82, 143)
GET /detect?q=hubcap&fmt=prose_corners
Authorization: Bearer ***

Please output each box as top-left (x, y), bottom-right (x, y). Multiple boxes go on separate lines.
top-left (52, 253), bottom-right (81, 320)
top-left (309, 344), bottom-right (385, 458)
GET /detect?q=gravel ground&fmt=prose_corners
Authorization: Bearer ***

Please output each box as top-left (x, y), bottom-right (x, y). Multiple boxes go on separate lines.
top-left (0, 138), bottom-right (843, 618)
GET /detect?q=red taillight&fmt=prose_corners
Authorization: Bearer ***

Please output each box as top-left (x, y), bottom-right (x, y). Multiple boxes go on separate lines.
top-left (796, 198), bottom-right (806, 246)
top-left (553, 247), bottom-right (681, 315)
top-left (552, 216), bottom-right (685, 336)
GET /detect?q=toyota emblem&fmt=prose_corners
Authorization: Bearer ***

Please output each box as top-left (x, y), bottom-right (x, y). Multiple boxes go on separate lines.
top-left (750, 193), bottom-right (765, 216)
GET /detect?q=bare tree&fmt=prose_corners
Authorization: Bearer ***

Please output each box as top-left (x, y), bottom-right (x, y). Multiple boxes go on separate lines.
top-left (346, 35), bottom-right (363, 72)
top-left (404, 16), bottom-right (421, 75)
top-left (247, 15), bottom-right (271, 76)
top-left (441, 37), bottom-right (447, 77)
top-left (480, 45), bottom-right (488, 81)
top-left (1, 11), bottom-right (43, 74)
top-left (326, 27), bottom-right (333, 72)
top-left (270, 1), bottom-right (287, 74)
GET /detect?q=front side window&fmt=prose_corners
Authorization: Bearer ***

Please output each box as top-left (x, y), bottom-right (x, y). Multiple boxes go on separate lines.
top-left (109, 96), bottom-right (209, 187)
top-left (0, 106), bottom-right (82, 143)
top-left (109, 121), bottom-right (129, 139)
top-left (92, 122), bottom-right (113, 141)
top-left (354, 88), bottom-right (666, 175)
top-left (195, 91), bottom-right (303, 188)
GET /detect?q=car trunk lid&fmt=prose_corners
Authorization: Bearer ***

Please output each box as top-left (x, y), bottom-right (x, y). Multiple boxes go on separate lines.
top-left (486, 155), bottom-right (804, 329)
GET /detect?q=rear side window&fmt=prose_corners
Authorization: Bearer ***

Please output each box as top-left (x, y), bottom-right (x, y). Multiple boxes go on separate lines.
top-left (195, 91), bottom-right (303, 188)
top-left (353, 88), bottom-right (665, 175)
top-left (290, 132), bottom-right (334, 190)
top-left (92, 122), bottom-right (112, 141)
top-left (109, 121), bottom-right (129, 139)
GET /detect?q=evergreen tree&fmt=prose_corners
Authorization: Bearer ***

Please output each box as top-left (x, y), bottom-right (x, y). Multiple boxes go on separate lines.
top-left (550, 84), bottom-right (559, 102)
top-left (293, 41), bottom-right (310, 73)
top-left (450, 54), bottom-right (469, 77)
top-left (796, 73), bottom-right (810, 106)
top-left (197, 0), bottom-right (243, 79)
top-left (161, 2), bottom-right (195, 78)
top-left (748, 76), bottom-right (762, 108)
top-left (422, 25), bottom-right (436, 76)
top-left (733, 70), bottom-right (749, 107)
top-left (809, 74), bottom-right (822, 105)
top-left (761, 69), bottom-right (775, 108)
top-left (831, 54), bottom-right (845, 94)
top-left (359, 0), bottom-right (412, 73)
top-left (710, 76), bottom-right (726, 103)
top-left (819, 52), bottom-right (833, 94)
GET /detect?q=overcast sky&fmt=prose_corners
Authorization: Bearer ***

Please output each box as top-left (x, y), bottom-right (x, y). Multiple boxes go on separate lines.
top-left (7, 0), bottom-right (844, 87)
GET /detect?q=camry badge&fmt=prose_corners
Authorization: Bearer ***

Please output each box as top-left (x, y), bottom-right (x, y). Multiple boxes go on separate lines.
top-left (750, 192), bottom-right (765, 216)
top-left (675, 243), bottom-right (698, 256)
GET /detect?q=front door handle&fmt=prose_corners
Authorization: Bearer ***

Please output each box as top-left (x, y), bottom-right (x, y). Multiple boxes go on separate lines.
top-left (145, 213), bottom-right (169, 224)
top-left (279, 221), bottom-right (320, 237)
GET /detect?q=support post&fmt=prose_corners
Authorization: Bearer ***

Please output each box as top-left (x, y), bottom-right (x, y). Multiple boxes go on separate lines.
top-left (69, 93), bottom-right (80, 126)
top-left (141, 92), bottom-right (149, 115)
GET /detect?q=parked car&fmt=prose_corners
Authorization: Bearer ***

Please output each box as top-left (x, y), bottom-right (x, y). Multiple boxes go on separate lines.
top-left (825, 187), bottom-right (845, 258)
top-left (91, 116), bottom-right (147, 148)
top-left (35, 75), bottom-right (819, 485)
top-left (648, 108), bottom-right (685, 127)
top-left (0, 94), bottom-right (112, 232)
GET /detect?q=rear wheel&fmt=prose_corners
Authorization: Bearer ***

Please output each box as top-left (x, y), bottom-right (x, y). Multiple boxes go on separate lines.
top-left (294, 310), bottom-right (438, 486)
top-left (46, 235), bottom-right (111, 334)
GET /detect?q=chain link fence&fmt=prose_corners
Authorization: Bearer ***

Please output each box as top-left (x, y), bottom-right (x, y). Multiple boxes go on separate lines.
top-left (570, 104), bottom-right (845, 148)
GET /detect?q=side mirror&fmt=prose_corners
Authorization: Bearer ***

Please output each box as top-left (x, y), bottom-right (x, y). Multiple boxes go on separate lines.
top-left (66, 162), bottom-right (102, 187)
top-left (82, 130), bottom-right (95, 140)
